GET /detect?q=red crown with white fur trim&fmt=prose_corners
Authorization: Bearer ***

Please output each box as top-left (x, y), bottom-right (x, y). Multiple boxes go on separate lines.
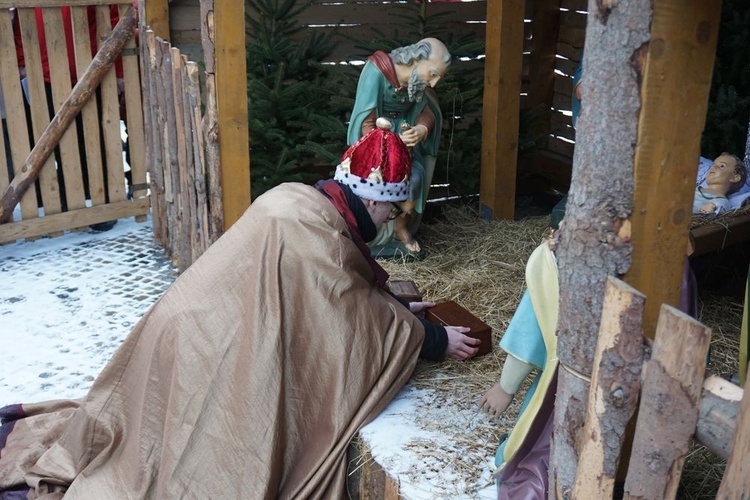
top-left (334, 121), bottom-right (411, 202)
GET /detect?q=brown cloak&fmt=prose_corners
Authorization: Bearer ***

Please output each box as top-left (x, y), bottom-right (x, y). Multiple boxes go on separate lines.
top-left (0, 183), bottom-right (424, 499)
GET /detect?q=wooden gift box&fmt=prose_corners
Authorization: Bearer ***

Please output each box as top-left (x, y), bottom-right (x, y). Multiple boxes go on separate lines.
top-left (387, 280), bottom-right (423, 303)
top-left (424, 301), bottom-right (493, 357)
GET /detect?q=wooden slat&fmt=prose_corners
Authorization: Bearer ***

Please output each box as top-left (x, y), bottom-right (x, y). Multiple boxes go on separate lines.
top-left (573, 278), bottom-right (645, 499)
top-left (18, 8), bottom-right (63, 221)
top-left (143, 30), bottom-right (167, 246)
top-left (557, 24), bottom-right (585, 48)
top-left (624, 0), bottom-right (722, 339)
top-left (623, 305), bottom-right (711, 499)
top-left (185, 60), bottom-right (210, 254)
top-left (71, 6), bottom-right (106, 206)
top-left (215, 0), bottom-right (250, 229)
top-left (0, 198), bottom-right (149, 243)
top-left (560, 9), bottom-right (588, 29)
top-left (547, 136), bottom-right (574, 158)
top-left (696, 375), bottom-right (743, 459)
top-left (555, 56), bottom-right (579, 78)
top-left (0, 10), bottom-right (38, 220)
top-left (95, 5), bottom-right (126, 203)
top-left (526, 0), bottom-right (561, 122)
top-left (553, 72), bottom-right (574, 96)
top-left (179, 55), bottom-right (199, 262)
top-left (42, 7), bottom-right (86, 213)
top-left (479, 0), bottom-right (524, 221)
top-left (552, 91), bottom-right (574, 113)
top-left (143, 0), bottom-right (169, 40)
top-left (295, 1), bottom-right (487, 25)
top-left (171, 46), bottom-right (190, 272)
top-left (690, 211), bottom-right (750, 257)
top-left (560, 0), bottom-right (588, 11)
top-left (158, 39), bottom-right (178, 258)
top-left (557, 41), bottom-right (583, 61)
top-left (119, 3), bottom-right (147, 219)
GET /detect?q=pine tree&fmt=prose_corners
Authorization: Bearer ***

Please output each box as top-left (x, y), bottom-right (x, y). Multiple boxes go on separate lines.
top-left (245, 0), bottom-right (354, 199)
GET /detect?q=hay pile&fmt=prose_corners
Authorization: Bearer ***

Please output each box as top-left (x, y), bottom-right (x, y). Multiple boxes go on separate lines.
top-left (372, 204), bottom-right (742, 499)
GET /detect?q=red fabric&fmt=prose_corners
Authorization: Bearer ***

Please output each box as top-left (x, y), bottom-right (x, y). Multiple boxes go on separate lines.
top-left (342, 126), bottom-right (411, 185)
top-left (368, 51), bottom-right (401, 90)
top-left (14, 5), bottom-right (131, 84)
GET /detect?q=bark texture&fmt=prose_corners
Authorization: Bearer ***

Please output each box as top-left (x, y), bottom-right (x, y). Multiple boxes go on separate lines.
top-left (549, 1), bottom-right (653, 497)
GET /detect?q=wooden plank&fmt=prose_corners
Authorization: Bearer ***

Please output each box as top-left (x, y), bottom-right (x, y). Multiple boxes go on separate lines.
top-left (71, 6), bottom-right (105, 206)
top-left (624, 0), bottom-right (722, 339)
top-left (573, 278), bottom-right (645, 499)
top-left (716, 378), bottom-right (750, 497)
top-left (557, 24), bottom-right (585, 48)
top-left (96, 5), bottom-right (126, 204)
top-left (525, 0), bottom-right (561, 145)
top-left (18, 7), bottom-right (63, 219)
top-left (479, 0), bottom-right (524, 221)
top-left (556, 41), bottom-right (583, 62)
top-left (555, 56), bottom-right (579, 78)
top-left (295, 2), bottom-right (487, 25)
top-left (690, 211), bottom-right (750, 257)
top-left (119, 3), bottom-right (147, 219)
top-left (171, 47), bottom-right (190, 272)
top-left (0, 10), bottom-right (38, 220)
top-left (552, 91), bottom-right (575, 114)
top-left (185, 61), bottom-right (210, 254)
top-left (623, 305), bottom-right (711, 500)
top-left (42, 7), bottom-right (86, 213)
top-left (561, 0), bottom-right (588, 12)
top-left (143, 30), bottom-right (167, 247)
top-left (0, 197), bottom-right (149, 243)
top-left (214, 0), bottom-right (250, 229)
top-left (158, 39), bottom-right (179, 259)
top-left (553, 72), bottom-right (574, 97)
top-left (559, 9), bottom-right (588, 29)
top-left (696, 375), bottom-right (743, 459)
top-left (180, 56), bottom-right (199, 263)
top-left (547, 136), bottom-right (574, 159)
top-left (143, 0), bottom-right (169, 40)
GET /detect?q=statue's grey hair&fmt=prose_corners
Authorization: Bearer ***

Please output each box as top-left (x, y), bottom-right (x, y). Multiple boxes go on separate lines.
top-left (390, 40), bottom-right (451, 67)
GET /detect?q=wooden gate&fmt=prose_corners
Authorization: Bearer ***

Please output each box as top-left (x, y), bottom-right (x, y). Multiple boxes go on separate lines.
top-left (0, 2), bottom-right (147, 244)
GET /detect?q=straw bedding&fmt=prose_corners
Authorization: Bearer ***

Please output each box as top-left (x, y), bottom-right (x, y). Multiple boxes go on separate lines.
top-left (373, 204), bottom-right (741, 499)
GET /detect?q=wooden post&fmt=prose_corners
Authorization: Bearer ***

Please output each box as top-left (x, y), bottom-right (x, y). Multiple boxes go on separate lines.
top-left (479, 0), bottom-right (523, 221)
top-left (623, 305), bottom-right (711, 500)
top-left (572, 278), bottom-right (645, 499)
top-left (716, 380), bottom-right (750, 498)
top-left (623, 0), bottom-right (722, 340)
top-left (213, 0), bottom-right (250, 230)
top-left (0, 8), bottom-right (137, 223)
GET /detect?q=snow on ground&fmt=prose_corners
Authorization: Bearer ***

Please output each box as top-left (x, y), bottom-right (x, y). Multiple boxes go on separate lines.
top-left (0, 216), bottom-right (177, 405)
top-left (0, 215), bottom-right (498, 499)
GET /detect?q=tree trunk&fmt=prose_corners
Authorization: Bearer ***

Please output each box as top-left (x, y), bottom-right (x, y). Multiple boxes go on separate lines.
top-left (549, 1), bottom-right (652, 497)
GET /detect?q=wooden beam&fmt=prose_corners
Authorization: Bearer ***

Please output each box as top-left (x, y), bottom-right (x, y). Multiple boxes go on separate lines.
top-left (623, 305), bottom-right (711, 499)
top-left (624, 0), bottom-right (722, 339)
top-left (0, 0), bottom-right (133, 6)
top-left (214, 0), bottom-right (250, 229)
top-left (143, 0), bottom-right (169, 40)
top-left (479, 0), bottom-right (524, 221)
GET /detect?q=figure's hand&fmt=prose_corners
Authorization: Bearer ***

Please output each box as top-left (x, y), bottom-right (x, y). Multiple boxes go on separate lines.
top-left (479, 382), bottom-right (513, 416)
top-left (409, 301), bottom-right (436, 314)
top-left (444, 326), bottom-right (480, 360)
top-left (399, 124), bottom-right (429, 147)
top-left (699, 202), bottom-right (717, 214)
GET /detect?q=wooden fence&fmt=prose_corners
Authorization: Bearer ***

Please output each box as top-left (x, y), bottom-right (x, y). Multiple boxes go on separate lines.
top-left (0, 2), bottom-right (148, 243)
top-left (140, 29), bottom-right (223, 273)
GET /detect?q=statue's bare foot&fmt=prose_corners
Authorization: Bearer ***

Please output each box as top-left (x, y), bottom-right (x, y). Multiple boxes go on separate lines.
top-left (403, 239), bottom-right (421, 253)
